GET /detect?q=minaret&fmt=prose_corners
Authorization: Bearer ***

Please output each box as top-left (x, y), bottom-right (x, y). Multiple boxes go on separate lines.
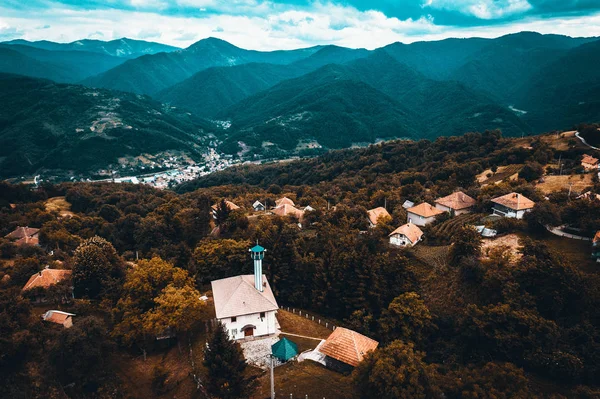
top-left (250, 244), bottom-right (266, 292)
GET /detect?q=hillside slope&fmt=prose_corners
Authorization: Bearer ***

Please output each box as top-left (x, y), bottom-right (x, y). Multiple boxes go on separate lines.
top-left (0, 74), bottom-right (215, 178)
top-left (0, 44), bottom-right (126, 82)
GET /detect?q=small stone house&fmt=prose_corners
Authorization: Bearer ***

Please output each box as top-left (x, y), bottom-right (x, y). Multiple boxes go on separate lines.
top-left (367, 207), bottom-right (391, 228)
top-left (581, 154), bottom-right (599, 171)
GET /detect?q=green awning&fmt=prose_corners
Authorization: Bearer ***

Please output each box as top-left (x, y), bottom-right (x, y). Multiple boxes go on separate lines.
top-left (271, 337), bottom-right (298, 361)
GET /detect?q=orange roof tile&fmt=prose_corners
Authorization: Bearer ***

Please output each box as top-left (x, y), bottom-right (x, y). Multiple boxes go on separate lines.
top-left (275, 197), bottom-right (295, 207)
top-left (594, 231), bottom-right (600, 244)
top-left (320, 327), bottom-right (379, 367)
top-left (367, 207), bottom-right (391, 225)
top-left (435, 192), bottom-right (476, 210)
top-left (42, 310), bottom-right (75, 326)
top-left (582, 154), bottom-right (599, 165)
top-left (5, 226), bottom-right (39, 240)
top-left (491, 192), bottom-right (535, 211)
top-left (389, 223), bottom-right (423, 244)
top-left (211, 200), bottom-right (240, 211)
top-left (273, 204), bottom-right (304, 220)
top-left (22, 269), bottom-right (72, 291)
top-left (406, 203), bottom-right (444, 218)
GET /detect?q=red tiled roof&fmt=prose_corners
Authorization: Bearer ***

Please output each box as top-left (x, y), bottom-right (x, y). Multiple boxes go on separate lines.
top-left (273, 204), bottom-right (304, 220)
top-left (320, 327), bottom-right (379, 367)
top-left (389, 223), bottom-right (423, 244)
top-left (5, 226), bottom-right (39, 240)
top-left (435, 192), bottom-right (476, 210)
top-left (491, 192), bottom-right (535, 211)
top-left (276, 197), bottom-right (295, 207)
top-left (367, 207), bottom-right (391, 225)
top-left (406, 203), bottom-right (444, 218)
top-left (22, 269), bottom-right (71, 291)
top-left (42, 310), bottom-right (75, 326)
top-left (582, 154), bottom-right (599, 165)
top-left (211, 200), bottom-right (240, 211)
top-left (594, 231), bottom-right (600, 244)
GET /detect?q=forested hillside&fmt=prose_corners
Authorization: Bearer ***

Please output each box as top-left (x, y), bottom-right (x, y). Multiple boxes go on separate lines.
top-left (2, 128), bottom-right (600, 398)
top-left (0, 74), bottom-right (216, 178)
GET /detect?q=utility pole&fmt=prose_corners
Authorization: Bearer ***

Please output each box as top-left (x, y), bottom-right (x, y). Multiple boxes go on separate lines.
top-left (384, 198), bottom-right (387, 210)
top-left (568, 182), bottom-right (573, 199)
top-left (269, 355), bottom-right (275, 399)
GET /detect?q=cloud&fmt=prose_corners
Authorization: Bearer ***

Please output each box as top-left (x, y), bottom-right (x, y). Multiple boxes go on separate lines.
top-left (0, 0), bottom-right (598, 50)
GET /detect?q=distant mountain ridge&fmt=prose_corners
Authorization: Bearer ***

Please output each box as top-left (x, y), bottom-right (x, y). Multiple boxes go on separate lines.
top-left (1, 37), bottom-right (179, 58)
top-left (82, 37), bottom-right (323, 95)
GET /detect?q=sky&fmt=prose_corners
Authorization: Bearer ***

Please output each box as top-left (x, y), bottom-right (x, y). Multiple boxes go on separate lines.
top-left (1, 0), bottom-right (599, 50)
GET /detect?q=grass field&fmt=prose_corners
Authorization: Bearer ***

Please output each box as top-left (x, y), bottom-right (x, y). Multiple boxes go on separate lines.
top-left (45, 196), bottom-right (74, 217)
top-left (277, 309), bottom-right (337, 339)
top-left (535, 174), bottom-right (594, 194)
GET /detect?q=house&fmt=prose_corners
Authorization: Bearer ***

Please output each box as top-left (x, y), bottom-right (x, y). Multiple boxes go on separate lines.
top-left (4, 226), bottom-right (40, 246)
top-left (581, 154), bottom-right (599, 171)
top-left (406, 203), bottom-right (443, 226)
top-left (275, 197), bottom-right (295, 207)
top-left (210, 245), bottom-right (279, 340)
top-left (272, 204), bottom-right (305, 224)
top-left (253, 201), bottom-right (266, 212)
top-left (577, 191), bottom-right (600, 201)
top-left (211, 200), bottom-right (240, 219)
top-left (367, 207), bottom-right (391, 228)
top-left (304, 205), bottom-right (315, 212)
top-left (389, 223), bottom-right (423, 247)
top-left (319, 327), bottom-right (379, 373)
top-left (22, 268), bottom-right (72, 302)
top-left (491, 192), bottom-right (535, 219)
top-left (593, 231), bottom-right (600, 262)
top-left (42, 310), bottom-right (75, 328)
top-left (435, 192), bottom-right (476, 216)
top-left (402, 200), bottom-right (414, 209)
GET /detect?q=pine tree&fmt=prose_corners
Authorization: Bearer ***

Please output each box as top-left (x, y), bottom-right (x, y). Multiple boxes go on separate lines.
top-left (203, 323), bottom-right (256, 399)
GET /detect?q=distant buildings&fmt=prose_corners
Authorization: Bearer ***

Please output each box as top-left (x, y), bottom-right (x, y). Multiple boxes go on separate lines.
top-left (319, 327), bottom-right (379, 373)
top-left (491, 192), bottom-right (535, 219)
top-left (367, 207), bottom-right (391, 228)
top-left (435, 192), bottom-right (476, 216)
top-left (253, 200), bottom-right (266, 212)
top-left (406, 203), bottom-right (443, 226)
top-left (210, 245), bottom-right (279, 340)
top-left (389, 223), bottom-right (423, 247)
top-left (275, 197), bottom-right (296, 207)
top-left (581, 154), bottom-right (599, 171)
top-left (211, 200), bottom-right (241, 218)
top-left (4, 226), bottom-right (39, 247)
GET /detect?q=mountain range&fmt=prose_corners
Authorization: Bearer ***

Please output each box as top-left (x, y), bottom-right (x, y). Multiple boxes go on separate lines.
top-left (0, 32), bottom-right (599, 178)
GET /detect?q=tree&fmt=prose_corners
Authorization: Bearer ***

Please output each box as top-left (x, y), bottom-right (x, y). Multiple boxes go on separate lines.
top-left (352, 340), bottom-right (441, 399)
top-left (524, 201), bottom-right (561, 232)
top-left (450, 226), bottom-right (481, 265)
top-left (72, 236), bottom-right (123, 300)
top-left (214, 199), bottom-right (231, 228)
top-left (518, 162), bottom-right (544, 182)
top-left (48, 316), bottom-right (115, 390)
top-left (378, 292), bottom-right (434, 344)
top-left (191, 239), bottom-right (251, 284)
top-left (203, 323), bottom-right (256, 399)
top-left (441, 362), bottom-right (532, 399)
top-left (144, 284), bottom-right (205, 337)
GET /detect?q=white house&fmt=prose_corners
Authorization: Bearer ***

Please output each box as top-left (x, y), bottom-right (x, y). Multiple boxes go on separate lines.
top-left (211, 245), bottom-right (279, 340)
top-left (435, 192), bottom-right (476, 216)
top-left (491, 192), bottom-right (535, 219)
top-left (253, 201), bottom-right (266, 212)
top-left (389, 223), bottom-right (423, 247)
top-left (406, 203), bottom-right (443, 226)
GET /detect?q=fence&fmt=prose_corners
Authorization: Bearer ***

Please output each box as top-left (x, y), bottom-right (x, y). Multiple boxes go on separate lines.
top-left (281, 306), bottom-right (337, 331)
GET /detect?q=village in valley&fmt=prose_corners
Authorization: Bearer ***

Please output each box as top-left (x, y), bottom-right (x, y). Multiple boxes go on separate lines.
top-left (2, 127), bottom-right (600, 399)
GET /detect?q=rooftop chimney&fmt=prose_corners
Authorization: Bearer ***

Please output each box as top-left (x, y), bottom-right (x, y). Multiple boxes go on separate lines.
top-left (249, 244), bottom-right (266, 292)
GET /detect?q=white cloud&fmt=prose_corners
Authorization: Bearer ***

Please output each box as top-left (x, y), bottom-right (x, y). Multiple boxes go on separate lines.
top-left (0, 1), bottom-right (598, 50)
top-left (425, 0), bottom-right (533, 20)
